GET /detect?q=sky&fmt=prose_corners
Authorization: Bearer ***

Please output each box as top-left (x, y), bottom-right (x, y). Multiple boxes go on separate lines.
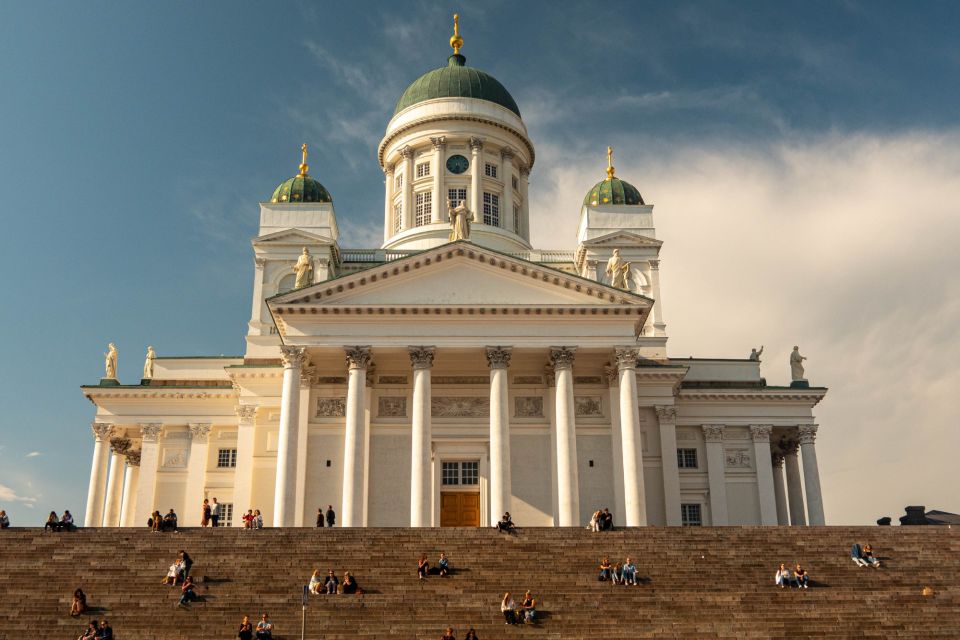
top-left (0, 1), bottom-right (958, 526)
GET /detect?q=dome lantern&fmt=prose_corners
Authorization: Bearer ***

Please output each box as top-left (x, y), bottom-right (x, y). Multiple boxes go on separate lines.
top-left (270, 143), bottom-right (333, 204)
top-left (584, 146), bottom-right (645, 206)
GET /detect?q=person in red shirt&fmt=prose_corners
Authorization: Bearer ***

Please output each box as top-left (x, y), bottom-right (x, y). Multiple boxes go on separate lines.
top-left (242, 510), bottom-right (255, 529)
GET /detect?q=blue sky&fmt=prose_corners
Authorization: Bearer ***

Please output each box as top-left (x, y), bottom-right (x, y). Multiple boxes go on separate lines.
top-left (1, 1), bottom-right (958, 525)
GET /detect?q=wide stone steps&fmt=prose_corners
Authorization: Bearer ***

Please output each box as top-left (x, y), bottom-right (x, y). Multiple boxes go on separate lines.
top-left (0, 527), bottom-right (957, 639)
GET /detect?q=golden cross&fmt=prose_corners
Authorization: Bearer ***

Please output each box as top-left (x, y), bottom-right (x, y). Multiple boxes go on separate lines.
top-left (299, 143), bottom-right (309, 176)
top-left (606, 146), bottom-right (615, 180)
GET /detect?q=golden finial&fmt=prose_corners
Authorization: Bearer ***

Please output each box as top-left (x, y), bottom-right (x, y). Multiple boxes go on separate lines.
top-left (298, 143), bottom-right (309, 176)
top-left (606, 145), bottom-right (615, 180)
top-left (450, 13), bottom-right (463, 54)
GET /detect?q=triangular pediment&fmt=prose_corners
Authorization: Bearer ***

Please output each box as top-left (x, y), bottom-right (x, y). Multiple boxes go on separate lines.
top-left (270, 242), bottom-right (651, 308)
top-left (581, 231), bottom-right (662, 248)
top-left (253, 229), bottom-right (334, 246)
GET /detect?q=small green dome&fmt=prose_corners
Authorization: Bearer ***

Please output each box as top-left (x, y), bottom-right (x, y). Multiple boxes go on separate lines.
top-left (583, 177), bottom-right (645, 207)
top-left (393, 54), bottom-right (521, 117)
top-left (271, 175), bottom-right (332, 204)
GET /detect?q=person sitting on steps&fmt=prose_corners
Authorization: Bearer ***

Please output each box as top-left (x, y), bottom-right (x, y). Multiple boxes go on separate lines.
top-left (177, 550), bottom-right (193, 580)
top-left (495, 512), bottom-right (516, 533)
top-left (177, 575), bottom-right (197, 608)
top-left (601, 508), bottom-right (613, 531)
top-left (162, 558), bottom-right (183, 586)
top-left (162, 508), bottom-right (178, 532)
top-left (794, 563), bottom-right (810, 588)
top-left (850, 543), bottom-right (868, 567)
top-left (324, 570), bottom-right (339, 594)
top-left (501, 592), bottom-right (516, 624)
top-left (464, 629), bottom-right (479, 640)
top-left (0, 509), bottom-right (9, 528)
top-left (611, 561), bottom-right (624, 585)
top-left (521, 590), bottom-right (537, 624)
top-left (61, 510), bottom-right (76, 531)
top-left (309, 569), bottom-right (323, 595)
top-left (342, 571), bottom-right (361, 594)
top-left (255, 613), bottom-right (273, 639)
top-left (77, 619), bottom-right (98, 640)
top-left (45, 511), bottom-right (62, 532)
top-left (418, 555), bottom-right (431, 580)
top-left (242, 509), bottom-right (255, 529)
top-left (862, 544), bottom-right (881, 568)
top-left (253, 509), bottom-right (264, 529)
top-left (598, 557), bottom-right (612, 581)
top-left (150, 510), bottom-right (162, 533)
top-left (438, 551), bottom-right (451, 577)
top-left (440, 627), bottom-right (456, 640)
top-left (70, 588), bottom-right (87, 617)
top-left (237, 615), bottom-right (254, 640)
top-left (622, 556), bottom-right (638, 585)
top-left (589, 509), bottom-right (601, 532)
top-left (96, 619), bottom-right (113, 640)
top-left (775, 563), bottom-right (792, 588)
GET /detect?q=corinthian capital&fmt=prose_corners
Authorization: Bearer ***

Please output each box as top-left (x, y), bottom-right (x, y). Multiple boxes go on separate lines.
top-left (109, 437), bottom-right (132, 455)
top-left (91, 422), bottom-right (116, 442)
top-left (124, 449), bottom-right (141, 467)
top-left (702, 424), bottom-right (724, 442)
top-left (485, 346), bottom-right (512, 370)
top-left (345, 346), bottom-right (372, 371)
top-left (430, 136), bottom-right (446, 150)
top-left (549, 347), bottom-right (576, 371)
top-left (236, 405), bottom-right (257, 423)
top-left (280, 346), bottom-right (308, 369)
top-left (469, 136), bottom-right (484, 151)
top-left (408, 346), bottom-right (436, 370)
top-left (655, 406), bottom-right (677, 424)
top-left (139, 423), bottom-right (163, 442)
top-left (604, 364), bottom-right (618, 387)
top-left (400, 145), bottom-right (414, 159)
top-left (798, 424), bottom-right (819, 445)
top-left (188, 423), bottom-right (212, 443)
top-left (615, 347), bottom-right (640, 371)
top-left (500, 147), bottom-right (515, 160)
top-left (750, 424), bottom-right (773, 443)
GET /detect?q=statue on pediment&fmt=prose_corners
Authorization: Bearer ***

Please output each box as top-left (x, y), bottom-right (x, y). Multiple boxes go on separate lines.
top-left (605, 249), bottom-right (632, 290)
top-left (104, 343), bottom-right (118, 380)
top-left (448, 200), bottom-right (471, 241)
top-left (143, 346), bottom-right (156, 379)
top-left (790, 346), bottom-right (807, 381)
top-left (749, 345), bottom-right (764, 361)
top-left (293, 247), bottom-right (314, 289)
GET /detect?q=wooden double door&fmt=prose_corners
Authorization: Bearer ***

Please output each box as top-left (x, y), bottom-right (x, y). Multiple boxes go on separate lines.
top-left (440, 492), bottom-right (481, 527)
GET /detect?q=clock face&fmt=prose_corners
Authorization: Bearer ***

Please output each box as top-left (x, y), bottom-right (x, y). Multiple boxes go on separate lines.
top-left (446, 154), bottom-right (469, 174)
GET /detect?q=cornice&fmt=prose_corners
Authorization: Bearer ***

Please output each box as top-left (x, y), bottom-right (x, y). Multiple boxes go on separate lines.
top-left (82, 387), bottom-right (238, 403)
top-left (678, 388), bottom-right (827, 405)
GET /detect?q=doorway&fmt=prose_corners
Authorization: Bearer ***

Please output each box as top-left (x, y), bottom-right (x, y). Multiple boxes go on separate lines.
top-left (440, 492), bottom-right (481, 527)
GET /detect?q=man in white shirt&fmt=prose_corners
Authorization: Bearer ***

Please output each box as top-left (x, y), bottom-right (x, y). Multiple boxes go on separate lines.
top-left (210, 498), bottom-right (220, 528)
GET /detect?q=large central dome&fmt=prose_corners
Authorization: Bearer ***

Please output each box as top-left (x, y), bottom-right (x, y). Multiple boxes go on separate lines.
top-left (393, 53), bottom-right (521, 117)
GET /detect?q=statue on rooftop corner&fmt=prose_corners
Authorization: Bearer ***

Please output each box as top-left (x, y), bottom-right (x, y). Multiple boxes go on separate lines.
top-left (448, 199), bottom-right (471, 241)
top-left (293, 247), bottom-right (314, 289)
top-left (790, 346), bottom-right (807, 381)
top-left (605, 249), bottom-right (632, 290)
top-left (143, 346), bottom-right (156, 380)
top-left (104, 343), bottom-right (118, 380)
top-left (749, 345), bottom-right (764, 361)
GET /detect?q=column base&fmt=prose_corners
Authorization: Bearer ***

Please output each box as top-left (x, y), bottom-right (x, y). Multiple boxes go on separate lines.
top-left (790, 380), bottom-right (810, 389)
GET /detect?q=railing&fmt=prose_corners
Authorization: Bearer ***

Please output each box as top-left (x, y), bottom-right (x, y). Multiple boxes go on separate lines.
top-left (340, 248), bottom-right (576, 265)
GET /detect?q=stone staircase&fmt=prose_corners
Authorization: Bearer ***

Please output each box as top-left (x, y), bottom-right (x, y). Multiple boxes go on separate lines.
top-left (1, 526), bottom-right (957, 639)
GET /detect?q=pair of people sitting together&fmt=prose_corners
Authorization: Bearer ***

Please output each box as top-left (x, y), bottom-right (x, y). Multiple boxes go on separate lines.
top-left (241, 509), bottom-right (264, 529)
top-left (598, 556), bottom-right (638, 585)
top-left (589, 508), bottom-right (614, 531)
top-left (851, 543), bottom-right (881, 568)
top-left (418, 552), bottom-right (452, 579)
top-left (148, 509), bottom-right (178, 532)
top-left (45, 510), bottom-right (75, 532)
top-left (76, 619), bottom-right (112, 640)
top-left (309, 569), bottom-right (360, 594)
top-left (775, 563), bottom-right (810, 589)
top-left (495, 512), bottom-right (516, 533)
top-left (500, 591), bottom-right (537, 624)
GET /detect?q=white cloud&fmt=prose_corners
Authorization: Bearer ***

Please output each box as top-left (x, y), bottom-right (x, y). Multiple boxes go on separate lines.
top-left (24, 451), bottom-right (42, 458)
top-left (0, 483), bottom-right (37, 507)
top-left (530, 130), bottom-right (960, 524)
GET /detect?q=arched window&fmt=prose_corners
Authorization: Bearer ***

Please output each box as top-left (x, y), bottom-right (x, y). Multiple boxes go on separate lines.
top-left (278, 274), bottom-right (296, 294)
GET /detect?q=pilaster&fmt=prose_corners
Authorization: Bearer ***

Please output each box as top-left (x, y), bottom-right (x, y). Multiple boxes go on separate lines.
top-left (185, 423), bottom-right (212, 527)
top-left (486, 346), bottom-right (512, 525)
top-left (409, 346), bottom-right (435, 527)
top-left (342, 346), bottom-right (371, 527)
top-left (655, 405), bottom-right (681, 526)
top-left (134, 423), bottom-right (163, 526)
top-left (702, 424), bottom-right (728, 525)
top-left (550, 347), bottom-right (580, 526)
top-left (798, 424), bottom-right (825, 525)
top-left (750, 424), bottom-right (778, 525)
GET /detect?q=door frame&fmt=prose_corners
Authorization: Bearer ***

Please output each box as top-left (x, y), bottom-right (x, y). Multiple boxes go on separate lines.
top-left (431, 439), bottom-right (489, 527)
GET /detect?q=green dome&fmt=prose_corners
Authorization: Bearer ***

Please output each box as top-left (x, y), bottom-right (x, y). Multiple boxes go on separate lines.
top-left (271, 174), bottom-right (332, 204)
top-left (583, 177), bottom-right (645, 207)
top-left (393, 54), bottom-right (521, 117)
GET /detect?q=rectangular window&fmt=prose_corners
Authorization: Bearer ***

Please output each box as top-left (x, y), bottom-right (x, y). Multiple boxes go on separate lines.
top-left (447, 187), bottom-right (467, 208)
top-left (677, 448), bottom-right (698, 469)
top-left (416, 162), bottom-right (430, 178)
top-left (513, 203), bottom-right (520, 233)
top-left (511, 175), bottom-right (519, 190)
top-left (484, 163), bottom-right (498, 178)
top-left (461, 461), bottom-right (479, 485)
top-left (221, 503), bottom-right (235, 527)
top-left (681, 503), bottom-right (702, 527)
top-left (394, 203), bottom-right (402, 233)
top-left (415, 192), bottom-right (432, 226)
top-left (217, 448), bottom-right (237, 468)
top-left (442, 462), bottom-right (460, 486)
top-left (482, 192), bottom-right (500, 226)
top-left (395, 174), bottom-right (403, 190)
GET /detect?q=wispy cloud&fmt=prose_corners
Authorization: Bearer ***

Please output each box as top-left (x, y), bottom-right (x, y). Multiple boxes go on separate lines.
top-left (24, 451), bottom-right (42, 458)
top-left (0, 483), bottom-right (37, 507)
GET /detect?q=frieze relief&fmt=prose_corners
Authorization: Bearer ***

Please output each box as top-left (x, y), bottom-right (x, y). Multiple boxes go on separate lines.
top-left (514, 396), bottom-right (544, 418)
top-left (433, 376), bottom-right (489, 385)
top-left (574, 376), bottom-right (603, 385)
top-left (512, 376), bottom-right (542, 385)
top-left (676, 429), bottom-right (698, 441)
top-left (724, 448), bottom-right (753, 469)
top-left (316, 397), bottom-right (346, 418)
top-left (161, 449), bottom-right (188, 469)
top-left (378, 396), bottom-right (407, 418)
top-left (574, 396), bottom-right (603, 417)
top-left (432, 396), bottom-right (489, 418)
top-left (378, 376), bottom-right (408, 385)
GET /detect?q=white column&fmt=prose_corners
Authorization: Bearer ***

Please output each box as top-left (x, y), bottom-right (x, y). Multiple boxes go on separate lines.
top-left (649, 259), bottom-right (667, 336)
top-left (702, 425), bottom-right (728, 525)
top-left (469, 137), bottom-right (483, 221)
top-left (233, 406), bottom-right (257, 527)
top-left (784, 440), bottom-right (807, 526)
top-left (501, 148), bottom-right (515, 232)
top-left (486, 347), bottom-right (512, 525)
top-left (616, 348), bottom-right (647, 527)
top-left (120, 450), bottom-right (140, 527)
top-left (274, 346), bottom-right (307, 527)
top-left (430, 136), bottom-right (446, 223)
top-left (772, 453), bottom-right (789, 526)
top-left (134, 423), bottom-right (163, 526)
top-left (605, 366), bottom-right (625, 526)
top-left (383, 163), bottom-right (394, 243)
top-left (184, 423), bottom-right (212, 527)
top-left (294, 368), bottom-right (312, 527)
top-left (551, 347), bottom-right (580, 526)
top-left (342, 346), bottom-right (371, 527)
top-left (102, 436), bottom-right (131, 527)
top-left (400, 146), bottom-right (414, 230)
top-left (798, 424), bottom-right (825, 525)
top-left (518, 164), bottom-right (530, 239)
top-left (655, 405), bottom-right (682, 526)
top-left (545, 366), bottom-right (559, 524)
top-left (409, 347), bottom-right (435, 527)
top-left (750, 424), bottom-right (778, 525)
top-left (250, 257), bottom-right (266, 327)
top-left (362, 370), bottom-right (373, 526)
top-left (84, 423), bottom-right (115, 527)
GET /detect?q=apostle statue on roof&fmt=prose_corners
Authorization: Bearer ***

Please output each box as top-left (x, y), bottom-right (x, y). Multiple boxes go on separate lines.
top-left (448, 200), bottom-right (472, 241)
top-left (104, 343), bottom-right (118, 380)
top-left (605, 249), bottom-right (632, 290)
top-left (293, 247), bottom-right (314, 289)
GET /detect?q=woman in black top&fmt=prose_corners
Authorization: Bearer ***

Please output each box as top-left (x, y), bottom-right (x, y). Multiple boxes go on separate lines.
top-left (464, 629), bottom-right (479, 640)
top-left (237, 615), bottom-right (254, 640)
top-left (342, 572), bottom-right (359, 594)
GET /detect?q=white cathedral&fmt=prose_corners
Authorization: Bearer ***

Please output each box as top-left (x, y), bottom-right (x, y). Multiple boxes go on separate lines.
top-left (82, 18), bottom-right (827, 530)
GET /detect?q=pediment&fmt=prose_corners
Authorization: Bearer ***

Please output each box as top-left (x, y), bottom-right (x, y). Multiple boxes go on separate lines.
top-left (253, 229), bottom-right (334, 246)
top-left (270, 242), bottom-right (651, 308)
top-left (581, 231), bottom-right (662, 248)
